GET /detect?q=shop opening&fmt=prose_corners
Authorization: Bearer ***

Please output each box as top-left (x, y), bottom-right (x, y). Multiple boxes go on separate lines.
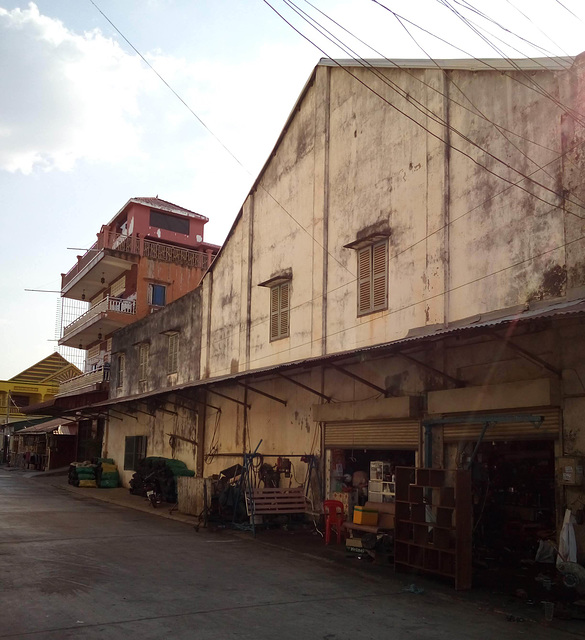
top-left (471, 438), bottom-right (556, 571)
top-left (327, 447), bottom-right (416, 514)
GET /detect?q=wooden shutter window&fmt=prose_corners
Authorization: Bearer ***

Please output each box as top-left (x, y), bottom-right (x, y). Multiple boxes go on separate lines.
top-left (279, 282), bottom-right (290, 338)
top-left (117, 354), bottom-right (125, 389)
top-left (357, 241), bottom-right (387, 315)
top-left (167, 333), bottom-right (178, 374)
top-left (358, 246), bottom-right (372, 315)
top-left (372, 241), bottom-right (388, 310)
top-left (139, 344), bottom-right (149, 381)
top-left (270, 282), bottom-right (290, 341)
top-left (270, 286), bottom-right (280, 340)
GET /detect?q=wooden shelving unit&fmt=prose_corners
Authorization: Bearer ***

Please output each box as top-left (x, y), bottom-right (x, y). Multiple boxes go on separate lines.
top-left (394, 467), bottom-right (472, 590)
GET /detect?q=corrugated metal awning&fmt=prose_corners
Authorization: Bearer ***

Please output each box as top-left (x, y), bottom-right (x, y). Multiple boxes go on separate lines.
top-left (79, 297), bottom-right (585, 412)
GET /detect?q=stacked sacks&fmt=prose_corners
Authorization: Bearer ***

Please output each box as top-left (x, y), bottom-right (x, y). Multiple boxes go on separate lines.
top-left (96, 458), bottom-right (120, 489)
top-left (69, 462), bottom-right (98, 488)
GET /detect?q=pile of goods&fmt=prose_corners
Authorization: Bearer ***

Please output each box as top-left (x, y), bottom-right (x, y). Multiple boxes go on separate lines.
top-left (96, 458), bottom-right (120, 488)
top-left (129, 456), bottom-right (194, 503)
top-left (68, 458), bottom-right (120, 489)
top-left (69, 462), bottom-right (98, 488)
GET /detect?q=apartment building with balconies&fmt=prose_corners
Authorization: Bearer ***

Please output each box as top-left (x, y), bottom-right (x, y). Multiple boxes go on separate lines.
top-left (57, 197), bottom-right (219, 398)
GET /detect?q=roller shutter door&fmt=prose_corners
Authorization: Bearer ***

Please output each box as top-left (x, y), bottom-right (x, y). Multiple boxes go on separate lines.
top-left (443, 408), bottom-right (560, 442)
top-left (325, 420), bottom-right (419, 449)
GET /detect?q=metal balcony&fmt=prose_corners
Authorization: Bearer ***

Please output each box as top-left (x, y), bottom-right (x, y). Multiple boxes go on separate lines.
top-left (56, 367), bottom-right (109, 397)
top-left (59, 296), bottom-right (136, 348)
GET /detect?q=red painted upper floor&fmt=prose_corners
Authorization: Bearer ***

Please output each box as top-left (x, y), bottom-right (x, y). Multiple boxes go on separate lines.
top-left (61, 197), bottom-right (220, 300)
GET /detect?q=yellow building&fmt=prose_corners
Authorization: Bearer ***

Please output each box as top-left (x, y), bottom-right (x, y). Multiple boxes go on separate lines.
top-left (0, 352), bottom-right (80, 431)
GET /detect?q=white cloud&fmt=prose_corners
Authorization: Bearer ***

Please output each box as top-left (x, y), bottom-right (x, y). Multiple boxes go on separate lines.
top-left (0, 3), bottom-right (155, 173)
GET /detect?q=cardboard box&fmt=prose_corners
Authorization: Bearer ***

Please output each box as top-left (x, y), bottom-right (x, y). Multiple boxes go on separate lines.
top-left (345, 537), bottom-right (366, 553)
top-left (353, 506), bottom-right (378, 526)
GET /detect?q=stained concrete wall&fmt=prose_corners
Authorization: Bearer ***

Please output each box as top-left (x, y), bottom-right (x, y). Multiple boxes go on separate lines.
top-left (201, 58), bottom-right (585, 384)
top-left (110, 287), bottom-right (202, 398)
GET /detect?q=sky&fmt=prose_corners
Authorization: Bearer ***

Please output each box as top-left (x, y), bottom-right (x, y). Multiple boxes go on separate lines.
top-left (1, 0), bottom-right (584, 379)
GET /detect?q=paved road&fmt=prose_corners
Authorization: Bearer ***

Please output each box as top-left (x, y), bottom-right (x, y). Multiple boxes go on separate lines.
top-left (0, 471), bottom-right (581, 640)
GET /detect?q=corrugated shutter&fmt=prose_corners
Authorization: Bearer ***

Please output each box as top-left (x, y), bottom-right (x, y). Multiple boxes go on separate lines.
top-left (443, 408), bottom-right (560, 442)
top-left (325, 420), bottom-right (419, 449)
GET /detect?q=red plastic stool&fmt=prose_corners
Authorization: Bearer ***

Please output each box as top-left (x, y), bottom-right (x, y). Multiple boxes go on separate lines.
top-left (323, 499), bottom-right (345, 545)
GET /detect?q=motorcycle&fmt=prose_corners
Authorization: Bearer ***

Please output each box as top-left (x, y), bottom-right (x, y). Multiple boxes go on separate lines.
top-left (143, 471), bottom-right (163, 508)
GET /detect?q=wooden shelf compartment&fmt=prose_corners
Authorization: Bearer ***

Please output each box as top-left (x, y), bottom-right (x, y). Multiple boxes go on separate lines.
top-left (393, 467), bottom-right (472, 590)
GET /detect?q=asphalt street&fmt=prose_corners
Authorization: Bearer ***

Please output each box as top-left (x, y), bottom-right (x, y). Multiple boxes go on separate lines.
top-left (0, 470), bottom-right (582, 640)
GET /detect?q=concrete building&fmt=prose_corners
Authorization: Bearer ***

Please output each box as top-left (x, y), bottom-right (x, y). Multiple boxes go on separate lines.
top-left (74, 54), bottom-right (585, 570)
top-left (54, 196), bottom-right (219, 400)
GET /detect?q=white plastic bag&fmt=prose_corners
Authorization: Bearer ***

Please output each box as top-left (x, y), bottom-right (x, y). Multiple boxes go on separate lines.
top-left (557, 508), bottom-right (577, 567)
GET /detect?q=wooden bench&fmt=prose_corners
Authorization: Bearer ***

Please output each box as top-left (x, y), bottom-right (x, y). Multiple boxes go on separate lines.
top-left (343, 501), bottom-right (395, 535)
top-left (247, 486), bottom-right (308, 516)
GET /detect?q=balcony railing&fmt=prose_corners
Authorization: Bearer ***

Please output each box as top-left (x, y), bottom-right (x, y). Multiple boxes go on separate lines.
top-left (57, 367), bottom-right (108, 396)
top-left (62, 295), bottom-right (136, 338)
top-left (62, 230), bottom-right (212, 290)
top-left (0, 405), bottom-right (28, 417)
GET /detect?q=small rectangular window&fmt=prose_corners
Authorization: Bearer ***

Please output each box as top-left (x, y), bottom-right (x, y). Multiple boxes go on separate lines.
top-left (149, 210), bottom-right (189, 235)
top-left (124, 435), bottom-right (147, 471)
top-left (270, 282), bottom-right (290, 341)
top-left (138, 343), bottom-right (149, 382)
top-left (148, 284), bottom-right (166, 307)
top-left (167, 333), bottom-right (178, 374)
top-left (357, 241), bottom-right (388, 316)
top-left (116, 353), bottom-right (125, 389)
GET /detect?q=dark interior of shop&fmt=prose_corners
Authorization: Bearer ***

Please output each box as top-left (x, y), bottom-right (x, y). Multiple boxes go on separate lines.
top-left (471, 439), bottom-right (556, 567)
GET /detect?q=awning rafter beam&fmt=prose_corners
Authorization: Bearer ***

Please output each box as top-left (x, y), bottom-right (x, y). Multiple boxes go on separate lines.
top-left (236, 382), bottom-right (287, 406)
top-left (276, 372), bottom-right (331, 402)
top-left (484, 329), bottom-right (562, 378)
top-left (206, 387), bottom-right (251, 409)
top-left (397, 352), bottom-right (465, 388)
top-left (328, 363), bottom-right (389, 396)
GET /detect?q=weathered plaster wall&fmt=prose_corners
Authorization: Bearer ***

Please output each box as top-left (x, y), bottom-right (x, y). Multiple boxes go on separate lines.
top-left (106, 401), bottom-right (199, 487)
top-left (199, 61), bottom-right (585, 381)
top-left (110, 286), bottom-right (202, 397)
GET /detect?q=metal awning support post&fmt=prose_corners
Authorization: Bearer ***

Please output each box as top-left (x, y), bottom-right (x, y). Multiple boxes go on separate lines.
top-left (232, 439), bottom-right (263, 536)
top-left (422, 413), bottom-right (544, 468)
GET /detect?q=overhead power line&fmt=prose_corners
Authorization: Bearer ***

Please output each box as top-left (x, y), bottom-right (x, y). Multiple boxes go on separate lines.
top-left (435, 0), bottom-right (585, 124)
top-left (88, 0), bottom-right (357, 280)
top-left (268, 0), bottom-right (585, 219)
top-left (298, 0), bottom-right (584, 206)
